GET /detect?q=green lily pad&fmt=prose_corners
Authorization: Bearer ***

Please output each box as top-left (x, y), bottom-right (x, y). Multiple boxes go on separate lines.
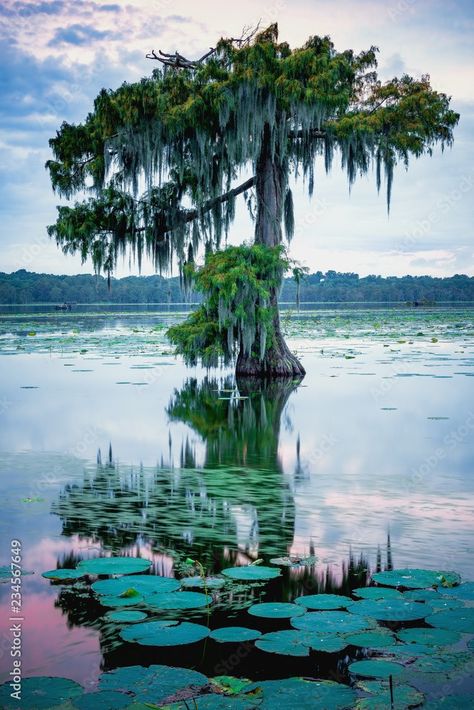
top-left (98, 664), bottom-right (208, 703)
top-left (211, 676), bottom-right (252, 695)
top-left (345, 630), bottom-right (395, 648)
top-left (243, 678), bottom-right (356, 709)
top-left (355, 680), bottom-right (424, 710)
top-left (166, 696), bottom-right (259, 709)
top-left (269, 556), bottom-right (317, 567)
top-left (308, 636), bottom-right (349, 653)
top-left (209, 627), bottom-right (262, 643)
top-left (73, 690), bottom-right (131, 709)
top-left (422, 696), bottom-right (474, 709)
top-left (294, 593), bottom-right (352, 610)
top-left (292, 611), bottom-right (374, 634)
top-left (144, 590), bottom-right (211, 610)
top-left (402, 588), bottom-right (439, 602)
top-left (120, 620), bottom-right (210, 646)
top-left (92, 575), bottom-right (180, 596)
top-left (426, 607), bottom-right (474, 633)
top-left (255, 630), bottom-right (311, 656)
top-left (42, 568), bottom-right (86, 581)
top-left (407, 652), bottom-right (472, 674)
top-left (371, 568), bottom-right (461, 589)
top-left (397, 627), bottom-right (461, 647)
top-left (439, 581), bottom-right (474, 601)
top-left (77, 557), bottom-right (151, 576)
top-left (0, 676), bottom-right (83, 709)
top-left (180, 576), bottom-right (226, 589)
top-left (382, 643), bottom-right (436, 656)
top-left (426, 597), bottom-right (465, 612)
top-left (248, 602), bottom-right (304, 618)
top-left (347, 599), bottom-right (427, 621)
top-left (349, 660), bottom-right (404, 679)
top-left (105, 610), bottom-right (148, 623)
top-left (99, 594), bottom-right (144, 608)
top-left (221, 566), bottom-right (280, 581)
top-left (352, 587), bottom-right (403, 600)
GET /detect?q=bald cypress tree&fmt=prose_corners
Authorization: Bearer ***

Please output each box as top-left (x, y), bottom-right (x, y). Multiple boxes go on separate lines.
top-left (47, 23), bottom-right (458, 376)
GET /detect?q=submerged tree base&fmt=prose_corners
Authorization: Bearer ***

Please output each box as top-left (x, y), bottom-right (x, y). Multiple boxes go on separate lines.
top-left (236, 337), bottom-right (305, 378)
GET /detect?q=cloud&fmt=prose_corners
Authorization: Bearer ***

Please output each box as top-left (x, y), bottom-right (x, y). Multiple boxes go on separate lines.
top-left (48, 23), bottom-right (118, 46)
top-left (98, 3), bottom-right (121, 11)
top-left (0, 1), bottom-right (65, 17)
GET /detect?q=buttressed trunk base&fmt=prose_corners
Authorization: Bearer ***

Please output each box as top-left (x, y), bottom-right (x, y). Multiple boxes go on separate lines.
top-left (236, 289), bottom-right (306, 377)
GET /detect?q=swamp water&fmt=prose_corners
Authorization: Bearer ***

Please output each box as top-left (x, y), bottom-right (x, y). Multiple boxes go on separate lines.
top-left (0, 305), bottom-right (473, 708)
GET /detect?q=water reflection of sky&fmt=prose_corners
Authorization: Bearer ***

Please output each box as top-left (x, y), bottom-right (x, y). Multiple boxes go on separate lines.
top-left (1, 309), bottom-right (473, 683)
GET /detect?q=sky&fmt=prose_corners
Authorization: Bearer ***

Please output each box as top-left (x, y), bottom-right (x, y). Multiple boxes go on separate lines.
top-left (0, 0), bottom-right (473, 277)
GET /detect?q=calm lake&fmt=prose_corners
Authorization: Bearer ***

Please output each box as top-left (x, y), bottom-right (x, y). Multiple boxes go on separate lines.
top-left (1, 304), bottom-right (473, 707)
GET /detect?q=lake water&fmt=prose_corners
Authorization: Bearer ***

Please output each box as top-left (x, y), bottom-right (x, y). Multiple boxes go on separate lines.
top-left (0, 305), bottom-right (473, 707)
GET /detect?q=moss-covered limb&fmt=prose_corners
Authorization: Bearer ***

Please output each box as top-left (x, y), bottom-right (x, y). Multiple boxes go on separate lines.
top-left (48, 176), bottom-right (255, 278)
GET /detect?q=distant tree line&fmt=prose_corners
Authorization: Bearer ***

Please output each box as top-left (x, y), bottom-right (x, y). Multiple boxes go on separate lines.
top-left (1, 269), bottom-right (473, 305)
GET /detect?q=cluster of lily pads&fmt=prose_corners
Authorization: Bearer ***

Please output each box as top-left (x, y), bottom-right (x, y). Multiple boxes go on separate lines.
top-left (3, 560), bottom-right (473, 708)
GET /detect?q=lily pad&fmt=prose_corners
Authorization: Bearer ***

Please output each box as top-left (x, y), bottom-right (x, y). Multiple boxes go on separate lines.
top-left (422, 696), bottom-right (474, 709)
top-left (269, 555), bottom-right (317, 567)
top-left (0, 676), bottom-right (83, 709)
top-left (308, 636), bottom-right (349, 653)
top-left (402, 588), bottom-right (439, 602)
top-left (352, 587), bottom-right (403, 600)
top-left (166, 696), bottom-right (259, 709)
top-left (355, 680), bottom-right (424, 710)
top-left (243, 678), bottom-right (356, 709)
top-left (426, 597), bottom-right (465, 612)
top-left (406, 652), bottom-right (472, 674)
top-left (439, 581), bottom-right (474, 601)
top-left (120, 619), bottom-right (210, 646)
top-left (294, 593), bottom-right (352, 610)
top-left (248, 602), bottom-right (304, 618)
top-left (291, 611), bottom-right (374, 634)
top-left (371, 568), bottom-right (461, 589)
top-left (73, 690), bottom-right (131, 709)
top-left (99, 594), bottom-right (144, 608)
top-left (105, 610), bottom-right (148, 623)
top-left (98, 664), bottom-right (208, 704)
top-left (180, 576), bottom-right (226, 589)
top-left (426, 607), bottom-right (474, 633)
top-left (347, 599), bottom-right (427, 621)
top-left (42, 568), bottom-right (86, 581)
top-left (92, 575), bottom-right (180, 596)
top-left (77, 557), bottom-right (151, 576)
top-left (382, 643), bottom-right (435, 656)
top-left (209, 627), bottom-right (262, 643)
top-left (345, 630), bottom-right (395, 648)
top-left (255, 630), bottom-right (311, 656)
top-left (349, 659), bottom-right (404, 679)
top-left (221, 566), bottom-right (280, 581)
top-left (144, 590), bottom-right (211, 610)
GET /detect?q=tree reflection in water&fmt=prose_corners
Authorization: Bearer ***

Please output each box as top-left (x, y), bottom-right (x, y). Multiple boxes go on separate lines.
top-left (49, 377), bottom-right (397, 677)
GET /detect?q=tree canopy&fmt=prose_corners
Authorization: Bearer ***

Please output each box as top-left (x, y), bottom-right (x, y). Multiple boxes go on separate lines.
top-left (47, 23), bottom-right (459, 280)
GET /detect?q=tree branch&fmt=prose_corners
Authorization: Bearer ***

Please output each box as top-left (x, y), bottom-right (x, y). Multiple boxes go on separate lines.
top-left (146, 23), bottom-right (261, 70)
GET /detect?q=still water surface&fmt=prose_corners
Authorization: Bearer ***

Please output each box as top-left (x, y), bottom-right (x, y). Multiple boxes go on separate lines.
top-left (0, 305), bottom-right (473, 696)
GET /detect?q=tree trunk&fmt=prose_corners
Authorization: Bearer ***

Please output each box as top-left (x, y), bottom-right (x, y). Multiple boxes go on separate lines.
top-left (236, 124), bottom-right (306, 378)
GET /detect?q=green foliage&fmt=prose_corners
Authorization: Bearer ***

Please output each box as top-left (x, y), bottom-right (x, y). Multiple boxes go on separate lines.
top-left (46, 24), bottom-right (458, 279)
top-left (167, 244), bottom-right (288, 367)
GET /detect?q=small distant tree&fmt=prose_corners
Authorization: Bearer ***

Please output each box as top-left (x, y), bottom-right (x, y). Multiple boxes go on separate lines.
top-left (47, 23), bottom-right (458, 376)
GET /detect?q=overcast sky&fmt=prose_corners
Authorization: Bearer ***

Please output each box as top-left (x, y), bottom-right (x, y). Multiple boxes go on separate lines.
top-left (0, 0), bottom-right (473, 277)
